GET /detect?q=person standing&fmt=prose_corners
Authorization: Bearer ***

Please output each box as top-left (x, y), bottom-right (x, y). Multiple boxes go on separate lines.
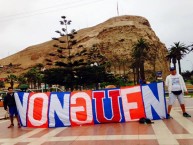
top-left (3, 87), bottom-right (21, 128)
top-left (165, 67), bottom-right (191, 119)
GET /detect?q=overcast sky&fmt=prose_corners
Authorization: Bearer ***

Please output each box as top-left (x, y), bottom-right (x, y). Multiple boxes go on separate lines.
top-left (0, 0), bottom-right (193, 71)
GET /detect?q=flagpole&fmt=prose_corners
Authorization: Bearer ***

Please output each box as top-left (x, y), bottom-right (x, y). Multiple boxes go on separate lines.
top-left (117, 1), bottom-right (119, 16)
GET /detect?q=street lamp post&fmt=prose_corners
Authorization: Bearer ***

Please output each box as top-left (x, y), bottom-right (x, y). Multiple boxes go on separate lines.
top-left (41, 67), bottom-right (46, 92)
top-left (90, 62), bottom-right (100, 90)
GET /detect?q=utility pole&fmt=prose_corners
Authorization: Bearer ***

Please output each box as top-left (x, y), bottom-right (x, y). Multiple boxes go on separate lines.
top-left (117, 1), bottom-right (119, 16)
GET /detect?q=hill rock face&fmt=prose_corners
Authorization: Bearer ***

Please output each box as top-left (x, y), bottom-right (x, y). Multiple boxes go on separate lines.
top-left (0, 15), bottom-right (169, 80)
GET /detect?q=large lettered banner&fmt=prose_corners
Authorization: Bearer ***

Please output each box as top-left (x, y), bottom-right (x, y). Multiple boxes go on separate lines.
top-left (15, 82), bottom-right (167, 128)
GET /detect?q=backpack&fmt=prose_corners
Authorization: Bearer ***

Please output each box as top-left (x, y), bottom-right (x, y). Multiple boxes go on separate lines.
top-left (139, 117), bottom-right (154, 124)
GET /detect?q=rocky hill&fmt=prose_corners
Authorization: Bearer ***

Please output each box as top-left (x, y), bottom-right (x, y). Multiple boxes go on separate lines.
top-left (0, 15), bottom-right (169, 80)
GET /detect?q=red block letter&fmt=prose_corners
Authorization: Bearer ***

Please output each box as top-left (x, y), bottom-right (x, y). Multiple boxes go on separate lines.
top-left (27, 93), bottom-right (50, 128)
top-left (121, 86), bottom-right (145, 121)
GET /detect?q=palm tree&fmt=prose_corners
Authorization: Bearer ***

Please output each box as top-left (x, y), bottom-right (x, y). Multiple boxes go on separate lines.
top-left (17, 75), bottom-right (28, 91)
top-left (24, 68), bottom-right (41, 89)
top-left (188, 43), bottom-right (193, 53)
top-left (131, 38), bottom-right (150, 83)
top-left (130, 61), bottom-right (138, 85)
top-left (168, 42), bottom-right (189, 74)
top-left (148, 43), bottom-right (159, 80)
top-left (17, 75), bottom-right (27, 85)
top-left (7, 74), bottom-right (17, 88)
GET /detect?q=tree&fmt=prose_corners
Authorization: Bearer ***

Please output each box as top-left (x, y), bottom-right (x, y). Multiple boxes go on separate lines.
top-left (131, 38), bottom-right (150, 83)
top-left (49, 16), bottom-right (78, 68)
top-left (87, 44), bottom-right (108, 66)
top-left (24, 68), bottom-right (42, 89)
top-left (34, 63), bottom-right (44, 70)
top-left (130, 61), bottom-right (138, 85)
top-left (43, 68), bottom-right (70, 87)
top-left (181, 70), bottom-right (193, 81)
top-left (0, 81), bottom-right (5, 88)
top-left (147, 43), bottom-right (160, 81)
top-left (188, 43), bottom-right (193, 52)
top-left (17, 74), bottom-right (30, 91)
top-left (17, 75), bottom-right (27, 85)
top-left (74, 65), bottom-right (114, 90)
top-left (7, 74), bottom-right (17, 88)
top-left (168, 42), bottom-right (189, 74)
top-left (46, 16), bottom-right (84, 90)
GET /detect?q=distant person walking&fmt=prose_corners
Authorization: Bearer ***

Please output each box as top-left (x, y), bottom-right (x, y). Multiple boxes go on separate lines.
top-left (3, 87), bottom-right (21, 128)
top-left (165, 67), bottom-right (191, 119)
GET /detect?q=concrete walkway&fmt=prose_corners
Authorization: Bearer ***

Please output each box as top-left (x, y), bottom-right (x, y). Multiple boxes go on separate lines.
top-left (0, 98), bottom-right (193, 145)
top-left (0, 106), bottom-right (8, 120)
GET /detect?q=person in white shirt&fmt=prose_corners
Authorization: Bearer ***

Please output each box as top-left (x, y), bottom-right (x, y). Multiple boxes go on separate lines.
top-left (165, 67), bottom-right (191, 118)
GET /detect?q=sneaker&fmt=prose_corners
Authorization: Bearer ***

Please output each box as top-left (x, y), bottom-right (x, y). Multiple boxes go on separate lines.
top-left (8, 124), bottom-right (14, 128)
top-left (183, 112), bottom-right (191, 117)
top-left (167, 114), bottom-right (173, 119)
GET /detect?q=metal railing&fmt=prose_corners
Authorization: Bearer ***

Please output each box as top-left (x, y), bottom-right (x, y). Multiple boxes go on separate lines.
top-left (26, 87), bottom-right (65, 93)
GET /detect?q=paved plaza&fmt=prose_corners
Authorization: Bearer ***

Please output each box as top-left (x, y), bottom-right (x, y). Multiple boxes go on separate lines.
top-left (0, 98), bottom-right (193, 145)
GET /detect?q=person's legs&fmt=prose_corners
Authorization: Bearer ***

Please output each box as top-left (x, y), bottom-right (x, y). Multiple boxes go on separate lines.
top-left (167, 93), bottom-right (176, 119)
top-left (9, 116), bottom-right (14, 124)
top-left (8, 107), bottom-right (14, 128)
top-left (16, 115), bottom-right (21, 128)
top-left (180, 104), bottom-right (191, 117)
top-left (180, 103), bottom-right (191, 117)
top-left (13, 106), bottom-right (21, 128)
top-left (168, 105), bottom-right (172, 114)
top-left (178, 94), bottom-right (191, 117)
top-left (167, 105), bottom-right (173, 119)
top-left (180, 104), bottom-right (186, 113)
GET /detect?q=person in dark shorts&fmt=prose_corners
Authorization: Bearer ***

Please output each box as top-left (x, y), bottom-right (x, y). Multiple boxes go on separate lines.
top-left (3, 87), bottom-right (21, 128)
